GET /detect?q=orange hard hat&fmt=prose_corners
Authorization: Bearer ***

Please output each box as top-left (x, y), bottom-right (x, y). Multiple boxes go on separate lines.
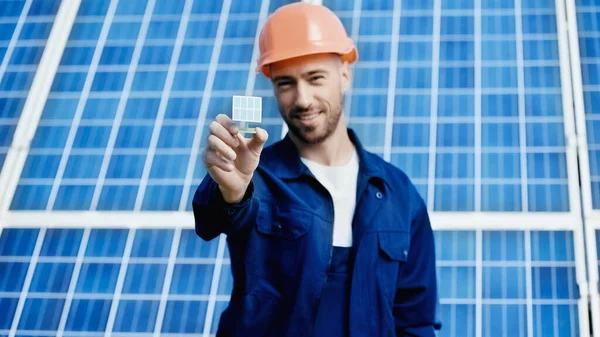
top-left (256, 2), bottom-right (358, 78)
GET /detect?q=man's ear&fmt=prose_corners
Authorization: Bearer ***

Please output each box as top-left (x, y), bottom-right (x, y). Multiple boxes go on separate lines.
top-left (340, 61), bottom-right (351, 93)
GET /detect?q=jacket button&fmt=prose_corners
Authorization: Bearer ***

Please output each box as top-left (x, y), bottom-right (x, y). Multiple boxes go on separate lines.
top-left (228, 209), bottom-right (235, 215)
top-left (375, 192), bottom-right (383, 199)
top-left (272, 224), bottom-right (282, 233)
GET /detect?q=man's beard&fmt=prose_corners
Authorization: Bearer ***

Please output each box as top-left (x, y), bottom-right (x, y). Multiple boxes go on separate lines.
top-left (282, 99), bottom-right (344, 145)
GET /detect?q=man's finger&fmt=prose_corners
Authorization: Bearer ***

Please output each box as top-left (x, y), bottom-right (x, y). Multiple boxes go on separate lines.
top-left (247, 127), bottom-right (269, 155)
top-left (203, 149), bottom-right (234, 172)
top-left (209, 121), bottom-right (240, 148)
top-left (215, 114), bottom-right (239, 135)
top-left (207, 134), bottom-right (237, 161)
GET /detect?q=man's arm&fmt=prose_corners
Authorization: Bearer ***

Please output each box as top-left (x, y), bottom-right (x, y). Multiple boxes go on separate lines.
top-left (394, 198), bottom-right (442, 337)
top-left (192, 173), bottom-right (260, 241)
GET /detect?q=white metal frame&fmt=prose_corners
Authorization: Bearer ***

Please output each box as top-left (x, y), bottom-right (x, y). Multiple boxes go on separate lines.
top-left (565, 0), bottom-right (600, 334)
top-left (0, 0), bottom-right (597, 336)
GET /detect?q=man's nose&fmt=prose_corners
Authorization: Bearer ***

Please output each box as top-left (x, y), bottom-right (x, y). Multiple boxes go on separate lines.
top-left (294, 81), bottom-right (311, 109)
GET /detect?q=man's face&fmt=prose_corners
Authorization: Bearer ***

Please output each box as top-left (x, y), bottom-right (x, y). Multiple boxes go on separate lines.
top-left (269, 53), bottom-right (351, 145)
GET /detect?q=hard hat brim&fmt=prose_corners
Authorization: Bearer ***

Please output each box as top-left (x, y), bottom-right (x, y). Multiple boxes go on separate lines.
top-left (256, 39), bottom-right (358, 78)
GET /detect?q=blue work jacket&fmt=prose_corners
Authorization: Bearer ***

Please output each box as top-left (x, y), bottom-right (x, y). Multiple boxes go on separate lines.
top-left (193, 129), bottom-right (441, 337)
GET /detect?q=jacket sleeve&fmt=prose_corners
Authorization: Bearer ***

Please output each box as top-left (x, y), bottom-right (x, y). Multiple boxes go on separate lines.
top-left (395, 198), bottom-right (442, 337)
top-left (192, 173), bottom-right (260, 242)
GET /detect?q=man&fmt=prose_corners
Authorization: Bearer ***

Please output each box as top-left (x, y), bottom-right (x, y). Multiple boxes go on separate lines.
top-left (193, 3), bottom-right (440, 336)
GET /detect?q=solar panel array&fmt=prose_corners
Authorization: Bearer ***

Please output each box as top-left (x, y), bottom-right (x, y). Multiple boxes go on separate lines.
top-left (0, 0), bottom-right (597, 336)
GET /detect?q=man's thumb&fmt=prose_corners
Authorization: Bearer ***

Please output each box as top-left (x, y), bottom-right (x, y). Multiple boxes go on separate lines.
top-left (248, 127), bottom-right (268, 154)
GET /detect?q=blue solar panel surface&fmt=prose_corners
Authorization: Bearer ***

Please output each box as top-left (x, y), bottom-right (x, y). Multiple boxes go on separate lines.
top-left (0, 0), bottom-right (592, 336)
top-left (0, 0), bottom-right (60, 172)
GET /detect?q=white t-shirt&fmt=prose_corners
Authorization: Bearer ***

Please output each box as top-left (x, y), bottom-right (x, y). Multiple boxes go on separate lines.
top-left (301, 150), bottom-right (359, 247)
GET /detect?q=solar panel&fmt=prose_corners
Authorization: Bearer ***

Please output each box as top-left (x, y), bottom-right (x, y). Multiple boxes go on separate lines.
top-left (0, 0), bottom-right (596, 336)
top-left (232, 95), bottom-right (262, 123)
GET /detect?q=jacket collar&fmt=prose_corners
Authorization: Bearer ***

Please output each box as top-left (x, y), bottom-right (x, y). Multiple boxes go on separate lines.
top-left (264, 128), bottom-right (390, 190)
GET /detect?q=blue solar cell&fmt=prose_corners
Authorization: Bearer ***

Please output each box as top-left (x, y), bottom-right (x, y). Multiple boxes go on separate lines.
top-left (91, 71), bottom-right (128, 91)
top-left (525, 94), bottom-right (563, 117)
top-left (0, 298), bottom-right (18, 329)
top-left (482, 153), bottom-right (521, 178)
top-left (523, 39), bottom-right (559, 60)
top-left (28, 0), bottom-right (61, 16)
top-left (481, 122), bottom-right (519, 147)
top-left (30, 125), bottom-right (69, 149)
top-left (161, 301), bottom-right (208, 333)
top-left (139, 45), bottom-right (173, 64)
top-left (437, 266), bottom-right (476, 298)
top-left (76, 263), bottom-right (121, 293)
top-left (438, 94), bottom-right (474, 117)
top-left (526, 122), bottom-right (565, 146)
top-left (441, 16), bottom-right (474, 35)
top-left (122, 263), bottom-right (167, 294)
top-left (18, 298), bottom-right (65, 330)
top-left (154, 0), bottom-right (185, 15)
top-left (179, 44), bottom-right (213, 64)
top-left (531, 231), bottom-right (574, 261)
top-left (525, 66), bottom-right (562, 87)
top-left (157, 125), bottom-right (195, 148)
top-left (39, 229), bottom-right (83, 257)
top-left (359, 16), bottom-right (392, 35)
top-left (0, 125), bottom-right (16, 147)
top-left (73, 126), bottom-right (111, 148)
top-left (77, 0), bottom-right (110, 16)
top-left (0, 97), bottom-right (26, 119)
top-left (482, 15), bottom-right (516, 35)
top-left (323, 0), bottom-right (354, 11)
top-left (54, 185), bottom-right (95, 210)
top-left (522, 14), bottom-right (557, 34)
top-left (350, 94), bottom-right (387, 117)
top-left (0, 47), bottom-right (6, 63)
top-left (69, 22), bottom-right (103, 40)
top-left (390, 153), bottom-right (429, 179)
top-left (434, 184), bottom-right (475, 211)
top-left (438, 304), bottom-right (476, 337)
top-left (186, 20), bottom-right (219, 39)
top-left (0, 262), bottom-right (29, 291)
top-left (60, 46), bottom-right (94, 65)
top-left (398, 41), bottom-right (432, 61)
top-left (218, 266), bottom-right (233, 294)
top-left (392, 123), bottom-right (429, 147)
top-left (0, 1), bottom-right (25, 17)
top-left (115, 0), bottom-right (148, 16)
top-left (0, 71), bottom-right (36, 91)
top-left (177, 229), bottom-right (219, 258)
top-left (440, 41), bottom-right (474, 61)
top-left (482, 305), bottom-right (527, 337)
top-left (131, 71), bottom-right (168, 91)
top-left (82, 98), bottom-right (119, 120)
top-left (527, 152), bottom-right (568, 179)
top-left (224, 19), bottom-right (258, 38)
top-left (51, 71), bottom-right (87, 92)
top-left (346, 122), bottom-right (386, 147)
top-left (219, 43), bottom-right (254, 63)
top-left (123, 98), bottom-right (160, 120)
top-left (0, 23), bottom-right (16, 40)
top-left (191, 0), bottom-right (222, 14)
top-left (165, 97), bottom-right (201, 119)
top-left (106, 154), bottom-right (146, 179)
top-left (114, 125), bottom-right (153, 148)
top-left (482, 0), bottom-right (514, 7)
top-left (30, 263), bottom-right (74, 292)
top-left (107, 21), bottom-right (142, 40)
top-left (113, 300), bottom-right (160, 332)
top-left (99, 46), bottom-right (135, 65)
top-left (400, 16), bottom-right (433, 35)
top-left (533, 305), bottom-right (579, 336)
top-left (142, 185), bottom-right (184, 210)
top-left (170, 264), bottom-right (214, 294)
top-left (212, 69), bottom-right (248, 91)
top-left (0, 154), bottom-right (5, 172)
top-left (483, 267), bottom-right (527, 298)
top-left (353, 68), bottom-right (390, 89)
top-left (147, 20), bottom-right (181, 40)
top-left (65, 299), bottom-right (112, 331)
top-left (10, 184), bottom-right (52, 210)
top-left (130, 229), bottom-right (174, 258)
top-left (528, 184), bottom-right (569, 212)
top-left (394, 94), bottom-right (431, 117)
top-left (482, 94), bottom-right (519, 117)
top-left (532, 266), bottom-right (578, 299)
top-left (439, 67), bottom-right (474, 88)
top-left (85, 229), bottom-right (129, 257)
top-left (97, 185), bottom-right (137, 211)
top-left (436, 123), bottom-right (474, 147)
top-left (443, 0), bottom-right (474, 9)
top-left (436, 153), bottom-right (474, 178)
top-left (482, 184), bottom-right (522, 211)
top-left (149, 154), bottom-right (189, 179)
top-left (482, 40), bottom-right (517, 61)
top-left (172, 70), bottom-right (208, 91)
top-left (18, 22), bottom-right (53, 40)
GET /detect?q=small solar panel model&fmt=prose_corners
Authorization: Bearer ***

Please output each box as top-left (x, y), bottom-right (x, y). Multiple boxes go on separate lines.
top-left (232, 95), bottom-right (262, 134)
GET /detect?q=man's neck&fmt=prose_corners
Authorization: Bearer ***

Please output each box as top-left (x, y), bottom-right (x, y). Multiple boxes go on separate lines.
top-left (292, 123), bottom-right (355, 166)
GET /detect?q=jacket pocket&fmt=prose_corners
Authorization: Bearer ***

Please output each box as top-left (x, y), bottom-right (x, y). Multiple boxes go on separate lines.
top-left (378, 230), bottom-right (410, 262)
top-left (217, 292), bottom-right (281, 337)
top-left (255, 203), bottom-right (313, 240)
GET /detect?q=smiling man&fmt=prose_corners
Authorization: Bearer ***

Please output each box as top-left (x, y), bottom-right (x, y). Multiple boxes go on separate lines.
top-left (193, 3), bottom-right (440, 337)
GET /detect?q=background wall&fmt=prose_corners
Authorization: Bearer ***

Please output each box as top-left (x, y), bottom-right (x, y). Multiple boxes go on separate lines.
top-left (0, 0), bottom-right (599, 336)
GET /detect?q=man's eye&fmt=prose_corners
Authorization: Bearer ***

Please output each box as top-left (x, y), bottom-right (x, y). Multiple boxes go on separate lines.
top-left (311, 76), bottom-right (324, 82)
top-left (277, 81), bottom-right (292, 88)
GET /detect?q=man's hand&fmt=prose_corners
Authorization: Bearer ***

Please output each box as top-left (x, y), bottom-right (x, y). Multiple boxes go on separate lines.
top-left (202, 114), bottom-right (268, 203)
